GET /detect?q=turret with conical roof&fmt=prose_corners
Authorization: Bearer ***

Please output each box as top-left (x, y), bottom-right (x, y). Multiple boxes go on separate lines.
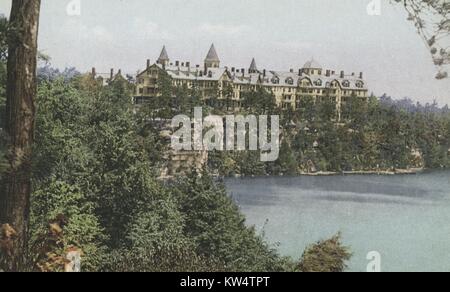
top-left (204, 44), bottom-right (220, 69)
top-left (249, 58), bottom-right (258, 73)
top-left (157, 45), bottom-right (170, 67)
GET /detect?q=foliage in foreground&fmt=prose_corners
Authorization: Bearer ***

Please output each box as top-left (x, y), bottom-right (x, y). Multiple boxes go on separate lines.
top-left (1, 61), bottom-right (446, 272)
top-left (30, 181), bottom-right (108, 272)
top-left (298, 233), bottom-right (352, 272)
top-left (0, 62), bottom-right (355, 271)
top-left (0, 73), bottom-right (311, 272)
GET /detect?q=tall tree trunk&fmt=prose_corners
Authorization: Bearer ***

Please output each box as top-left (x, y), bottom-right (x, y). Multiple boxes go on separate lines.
top-left (0, 0), bottom-right (41, 271)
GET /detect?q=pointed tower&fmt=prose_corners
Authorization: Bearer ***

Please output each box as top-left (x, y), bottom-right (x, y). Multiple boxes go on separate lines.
top-left (204, 44), bottom-right (220, 69)
top-left (157, 46), bottom-right (170, 67)
top-left (249, 58), bottom-right (258, 73)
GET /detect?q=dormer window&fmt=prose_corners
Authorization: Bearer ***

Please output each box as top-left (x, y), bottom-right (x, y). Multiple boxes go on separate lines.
top-left (272, 77), bottom-right (280, 84)
top-left (342, 80), bottom-right (350, 88)
top-left (286, 77), bottom-right (294, 85)
top-left (315, 79), bottom-right (323, 86)
top-left (208, 71), bottom-right (213, 78)
top-left (356, 81), bottom-right (364, 88)
top-left (300, 78), bottom-right (312, 87)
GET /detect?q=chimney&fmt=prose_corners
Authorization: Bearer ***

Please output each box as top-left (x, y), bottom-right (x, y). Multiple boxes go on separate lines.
top-left (340, 71), bottom-right (345, 78)
top-left (110, 68), bottom-right (114, 79)
top-left (231, 67), bottom-right (235, 73)
top-left (332, 71), bottom-right (335, 75)
top-left (175, 61), bottom-right (180, 67)
top-left (359, 72), bottom-right (363, 79)
top-left (298, 69), bottom-right (302, 76)
top-left (242, 68), bottom-right (245, 77)
top-left (326, 70), bottom-right (330, 77)
top-left (91, 67), bottom-right (96, 77)
top-left (147, 59), bottom-right (151, 68)
top-left (186, 62), bottom-right (191, 74)
top-left (118, 69), bottom-right (122, 75)
top-left (290, 69), bottom-right (294, 73)
top-left (351, 72), bottom-right (355, 76)
top-left (263, 69), bottom-right (266, 77)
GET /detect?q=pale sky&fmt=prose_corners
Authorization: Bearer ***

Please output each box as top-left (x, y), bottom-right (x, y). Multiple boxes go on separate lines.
top-left (1, 0), bottom-right (449, 105)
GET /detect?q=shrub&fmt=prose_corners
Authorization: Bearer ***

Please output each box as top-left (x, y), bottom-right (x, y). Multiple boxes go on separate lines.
top-left (298, 233), bottom-right (352, 272)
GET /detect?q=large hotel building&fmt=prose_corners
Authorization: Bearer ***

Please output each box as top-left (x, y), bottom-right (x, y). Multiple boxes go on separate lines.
top-left (134, 44), bottom-right (369, 119)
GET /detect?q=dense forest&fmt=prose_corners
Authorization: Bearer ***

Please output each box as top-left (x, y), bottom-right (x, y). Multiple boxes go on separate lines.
top-left (2, 39), bottom-right (450, 274)
top-left (1, 54), bottom-right (449, 275)
top-left (0, 13), bottom-right (353, 270)
top-left (6, 63), bottom-right (445, 271)
top-left (207, 93), bottom-right (450, 177)
top-left (142, 74), bottom-right (450, 177)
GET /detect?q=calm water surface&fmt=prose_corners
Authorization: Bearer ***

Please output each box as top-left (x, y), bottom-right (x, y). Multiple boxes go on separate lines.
top-left (225, 171), bottom-right (450, 272)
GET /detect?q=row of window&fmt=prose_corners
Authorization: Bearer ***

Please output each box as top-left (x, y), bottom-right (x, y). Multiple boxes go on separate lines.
top-left (265, 77), bottom-right (363, 88)
top-left (137, 85), bottom-right (366, 97)
top-left (138, 76), bottom-right (364, 89)
top-left (134, 94), bottom-right (365, 109)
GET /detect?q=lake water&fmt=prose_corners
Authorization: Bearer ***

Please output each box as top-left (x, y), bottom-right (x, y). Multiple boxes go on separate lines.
top-left (225, 171), bottom-right (450, 272)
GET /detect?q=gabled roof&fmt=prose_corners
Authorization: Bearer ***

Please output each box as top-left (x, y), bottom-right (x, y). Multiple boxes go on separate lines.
top-left (205, 44), bottom-right (220, 62)
top-left (136, 63), bottom-right (165, 77)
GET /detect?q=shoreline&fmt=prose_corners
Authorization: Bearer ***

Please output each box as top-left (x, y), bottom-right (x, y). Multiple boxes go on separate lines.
top-left (160, 168), bottom-right (433, 180)
top-left (299, 168), bottom-right (425, 176)
top-left (225, 168), bottom-right (427, 179)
